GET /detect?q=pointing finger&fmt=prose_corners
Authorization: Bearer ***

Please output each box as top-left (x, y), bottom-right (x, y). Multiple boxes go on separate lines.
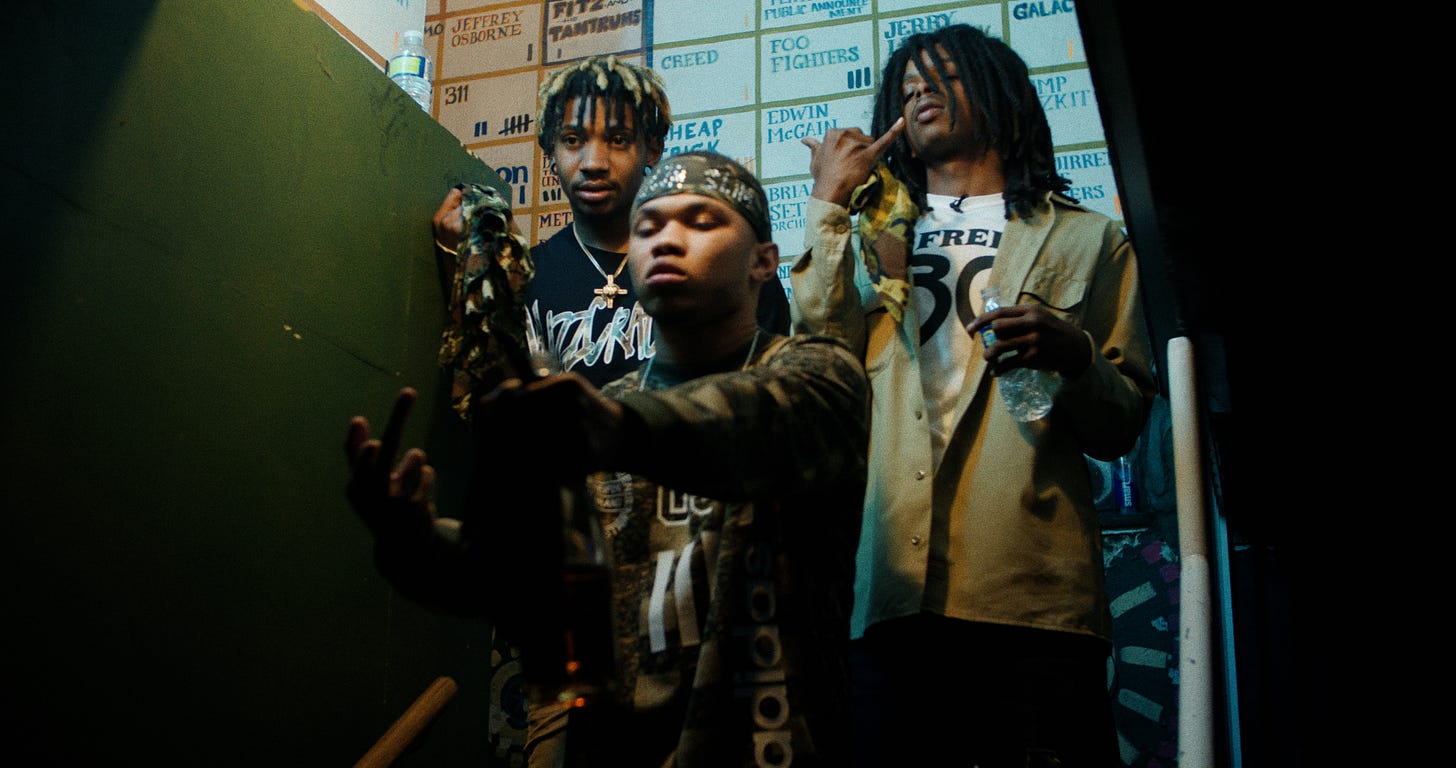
top-left (868, 117), bottom-right (907, 157)
top-left (801, 136), bottom-right (821, 151)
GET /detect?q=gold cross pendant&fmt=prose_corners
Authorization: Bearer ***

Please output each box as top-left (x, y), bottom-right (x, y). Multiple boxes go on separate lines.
top-left (594, 273), bottom-right (628, 308)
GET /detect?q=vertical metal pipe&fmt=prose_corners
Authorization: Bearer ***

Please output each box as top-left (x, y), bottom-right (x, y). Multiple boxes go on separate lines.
top-left (1168, 336), bottom-right (1212, 767)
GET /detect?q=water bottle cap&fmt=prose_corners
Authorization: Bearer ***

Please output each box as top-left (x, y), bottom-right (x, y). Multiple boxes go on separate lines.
top-left (401, 29), bottom-right (423, 45)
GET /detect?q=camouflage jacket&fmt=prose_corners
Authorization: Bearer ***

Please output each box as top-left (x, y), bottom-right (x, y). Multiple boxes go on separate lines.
top-left (536, 331), bottom-right (869, 768)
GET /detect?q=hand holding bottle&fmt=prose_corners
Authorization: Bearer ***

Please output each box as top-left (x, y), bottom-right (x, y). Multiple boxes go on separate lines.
top-left (967, 287), bottom-right (1094, 381)
top-left (970, 287), bottom-right (1099, 422)
top-left (470, 373), bottom-right (623, 708)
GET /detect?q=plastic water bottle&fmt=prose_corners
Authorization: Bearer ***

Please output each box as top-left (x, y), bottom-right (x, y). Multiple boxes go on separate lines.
top-left (1114, 454), bottom-right (1137, 515)
top-left (979, 286), bottom-right (1054, 422)
top-left (387, 30), bottom-right (432, 111)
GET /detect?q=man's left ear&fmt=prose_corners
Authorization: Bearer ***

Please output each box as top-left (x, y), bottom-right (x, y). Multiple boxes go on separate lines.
top-left (751, 241), bottom-right (780, 282)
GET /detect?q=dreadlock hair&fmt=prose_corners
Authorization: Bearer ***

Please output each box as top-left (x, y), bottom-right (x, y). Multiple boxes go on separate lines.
top-left (871, 24), bottom-right (1071, 220)
top-left (536, 55), bottom-right (673, 154)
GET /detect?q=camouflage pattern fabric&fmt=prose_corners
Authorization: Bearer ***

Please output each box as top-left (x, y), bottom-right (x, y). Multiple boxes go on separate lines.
top-left (433, 183), bottom-right (539, 764)
top-left (577, 332), bottom-right (865, 767)
top-left (848, 162), bottom-right (918, 324)
top-left (437, 183), bottom-right (536, 420)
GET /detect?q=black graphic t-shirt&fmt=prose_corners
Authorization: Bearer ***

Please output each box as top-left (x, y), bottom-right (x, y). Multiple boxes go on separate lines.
top-left (527, 227), bottom-right (655, 388)
top-left (526, 227), bottom-right (792, 389)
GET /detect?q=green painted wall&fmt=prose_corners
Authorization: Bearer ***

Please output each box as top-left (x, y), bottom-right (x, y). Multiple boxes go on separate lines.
top-left (0, 2), bottom-right (502, 764)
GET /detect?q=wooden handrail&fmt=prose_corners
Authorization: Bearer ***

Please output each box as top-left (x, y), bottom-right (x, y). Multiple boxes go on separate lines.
top-left (355, 676), bottom-right (458, 768)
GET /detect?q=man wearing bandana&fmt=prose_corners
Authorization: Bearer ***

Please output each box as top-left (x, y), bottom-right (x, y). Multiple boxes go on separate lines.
top-left (431, 58), bottom-right (792, 763)
top-left (347, 152), bottom-right (869, 768)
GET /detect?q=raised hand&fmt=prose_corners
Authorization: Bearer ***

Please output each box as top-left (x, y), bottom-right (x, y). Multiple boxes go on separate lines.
top-left (343, 388), bottom-right (438, 542)
top-left (431, 185), bottom-right (467, 257)
top-left (800, 116), bottom-right (906, 207)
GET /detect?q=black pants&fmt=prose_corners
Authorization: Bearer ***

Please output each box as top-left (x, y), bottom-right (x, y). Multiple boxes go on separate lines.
top-left (849, 614), bottom-right (1120, 768)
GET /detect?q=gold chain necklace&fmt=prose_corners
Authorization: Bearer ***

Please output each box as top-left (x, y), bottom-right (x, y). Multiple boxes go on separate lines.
top-left (639, 330), bottom-right (761, 392)
top-left (572, 223), bottom-right (629, 309)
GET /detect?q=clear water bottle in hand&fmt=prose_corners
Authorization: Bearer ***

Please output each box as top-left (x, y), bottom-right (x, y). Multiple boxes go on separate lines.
top-left (387, 30), bottom-right (432, 111)
top-left (979, 286), bottom-right (1054, 422)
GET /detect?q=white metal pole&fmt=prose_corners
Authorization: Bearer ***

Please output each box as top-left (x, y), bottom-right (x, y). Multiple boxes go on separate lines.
top-left (1168, 336), bottom-right (1212, 767)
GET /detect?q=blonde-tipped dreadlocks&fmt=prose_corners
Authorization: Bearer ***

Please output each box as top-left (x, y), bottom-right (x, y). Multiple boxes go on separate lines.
top-left (536, 55), bottom-right (673, 153)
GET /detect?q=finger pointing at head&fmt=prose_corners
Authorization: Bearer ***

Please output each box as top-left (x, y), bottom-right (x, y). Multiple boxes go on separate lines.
top-left (869, 117), bottom-right (906, 157)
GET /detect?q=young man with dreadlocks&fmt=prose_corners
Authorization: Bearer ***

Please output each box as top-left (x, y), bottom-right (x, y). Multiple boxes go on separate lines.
top-left (792, 24), bottom-right (1155, 767)
top-left (433, 56), bottom-right (789, 390)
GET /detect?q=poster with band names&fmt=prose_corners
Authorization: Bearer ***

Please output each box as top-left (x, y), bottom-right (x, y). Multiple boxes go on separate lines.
top-left (313, 3), bottom-right (1164, 765)
top-left (401, 0), bottom-right (1117, 302)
